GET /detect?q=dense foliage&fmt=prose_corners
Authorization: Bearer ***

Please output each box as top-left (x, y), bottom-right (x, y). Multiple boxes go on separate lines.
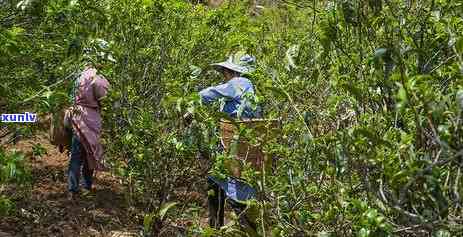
top-left (1, 0), bottom-right (462, 236)
top-left (0, 147), bottom-right (31, 216)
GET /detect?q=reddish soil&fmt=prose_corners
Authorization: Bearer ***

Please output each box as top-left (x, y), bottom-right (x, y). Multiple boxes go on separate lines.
top-left (0, 134), bottom-right (140, 236)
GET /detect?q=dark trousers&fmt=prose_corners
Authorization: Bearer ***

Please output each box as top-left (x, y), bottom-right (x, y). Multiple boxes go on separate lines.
top-left (208, 181), bottom-right (226, 228)
top-left (68, 134), bottom-right (93, 193)
top-left (207, 180), bottom-right (258, 234)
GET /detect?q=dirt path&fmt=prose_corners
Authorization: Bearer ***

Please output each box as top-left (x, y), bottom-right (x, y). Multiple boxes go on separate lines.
top-left (0, 134), bottom-right (140, 237)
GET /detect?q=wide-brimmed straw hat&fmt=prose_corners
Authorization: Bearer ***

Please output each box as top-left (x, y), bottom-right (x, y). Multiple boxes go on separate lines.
top-left (211, 54), bottom-right (256, 74)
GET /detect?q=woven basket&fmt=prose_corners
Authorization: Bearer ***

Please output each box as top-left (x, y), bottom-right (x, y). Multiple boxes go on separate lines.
top-left (220, 119), bottom-right (280, 177)
top-left (49, 108), bottom-right (72, 152)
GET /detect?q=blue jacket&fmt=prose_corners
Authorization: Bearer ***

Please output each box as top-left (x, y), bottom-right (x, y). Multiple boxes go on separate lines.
top-left (199, 77), bottom-right (259, 118)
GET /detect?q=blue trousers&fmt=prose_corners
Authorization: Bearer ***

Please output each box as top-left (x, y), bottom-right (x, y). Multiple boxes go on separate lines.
top-left (68, 134), bottom-right (93, 193)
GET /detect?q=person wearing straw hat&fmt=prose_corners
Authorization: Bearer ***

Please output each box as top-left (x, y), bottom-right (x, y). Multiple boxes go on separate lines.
top-left (198, 53), bottom-right (260, 119)
top-left (186, 53), bottom-right (260, 234)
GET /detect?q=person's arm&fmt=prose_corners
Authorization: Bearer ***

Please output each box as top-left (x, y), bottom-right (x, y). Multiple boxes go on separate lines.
top-left (199, 81), bottom-right (241, 104)
top-left (93, 76), bottom-right (110, 108)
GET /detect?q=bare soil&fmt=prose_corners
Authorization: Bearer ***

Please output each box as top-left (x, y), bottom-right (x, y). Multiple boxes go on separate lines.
top-left (0, 134), bottom-right (140, 237)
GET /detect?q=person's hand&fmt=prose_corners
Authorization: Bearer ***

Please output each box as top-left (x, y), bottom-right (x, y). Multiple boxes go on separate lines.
top-left (183, 112), bottom-right (193, 125)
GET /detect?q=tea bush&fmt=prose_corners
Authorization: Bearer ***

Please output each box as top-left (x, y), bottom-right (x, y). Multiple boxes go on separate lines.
top-left (0, 148), bottom-right (31, 216)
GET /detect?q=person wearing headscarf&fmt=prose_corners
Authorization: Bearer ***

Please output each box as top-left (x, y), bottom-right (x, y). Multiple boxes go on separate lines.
top-left (65, 39), bottom-right (113, 199)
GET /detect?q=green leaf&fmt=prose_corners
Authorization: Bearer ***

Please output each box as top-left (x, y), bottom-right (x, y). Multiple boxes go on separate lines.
top-left (317, 231), bottom-right (332, 237)
top-left (365, 209), bottom-right (378, 221)
top-left (189, 65), bottom-right (202, 79)
top-left (433, 229), bottom-right (451, 237)
top-left (16, 0), bottom-right (32, 10)
top-left (357, 228), bottom-right (370, 237)
top-left (157, 201), bottom-right (177, 220)
top-left (455, 37), bottom-right (463, 56)
top-left (266, 86), bottom-right (287, 99)
top-left (8, 162), bottom-right (16, 180)
top-left (396, 84), bottom-right (408, 110)
top-left (285, 44), bottom-right (300, 70)
top-left (176, 97), bottom-right (183, 112)
top-left (457, 90), bottom-right (463, 110)
top-left (124, 133), bottom-right (133, 143)
top-left (8, 27), bottom-right (24, 38)
top-left (202, 227), bottom-right (217, 237)
top-left (143, 213), bottom-right (154, 233)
